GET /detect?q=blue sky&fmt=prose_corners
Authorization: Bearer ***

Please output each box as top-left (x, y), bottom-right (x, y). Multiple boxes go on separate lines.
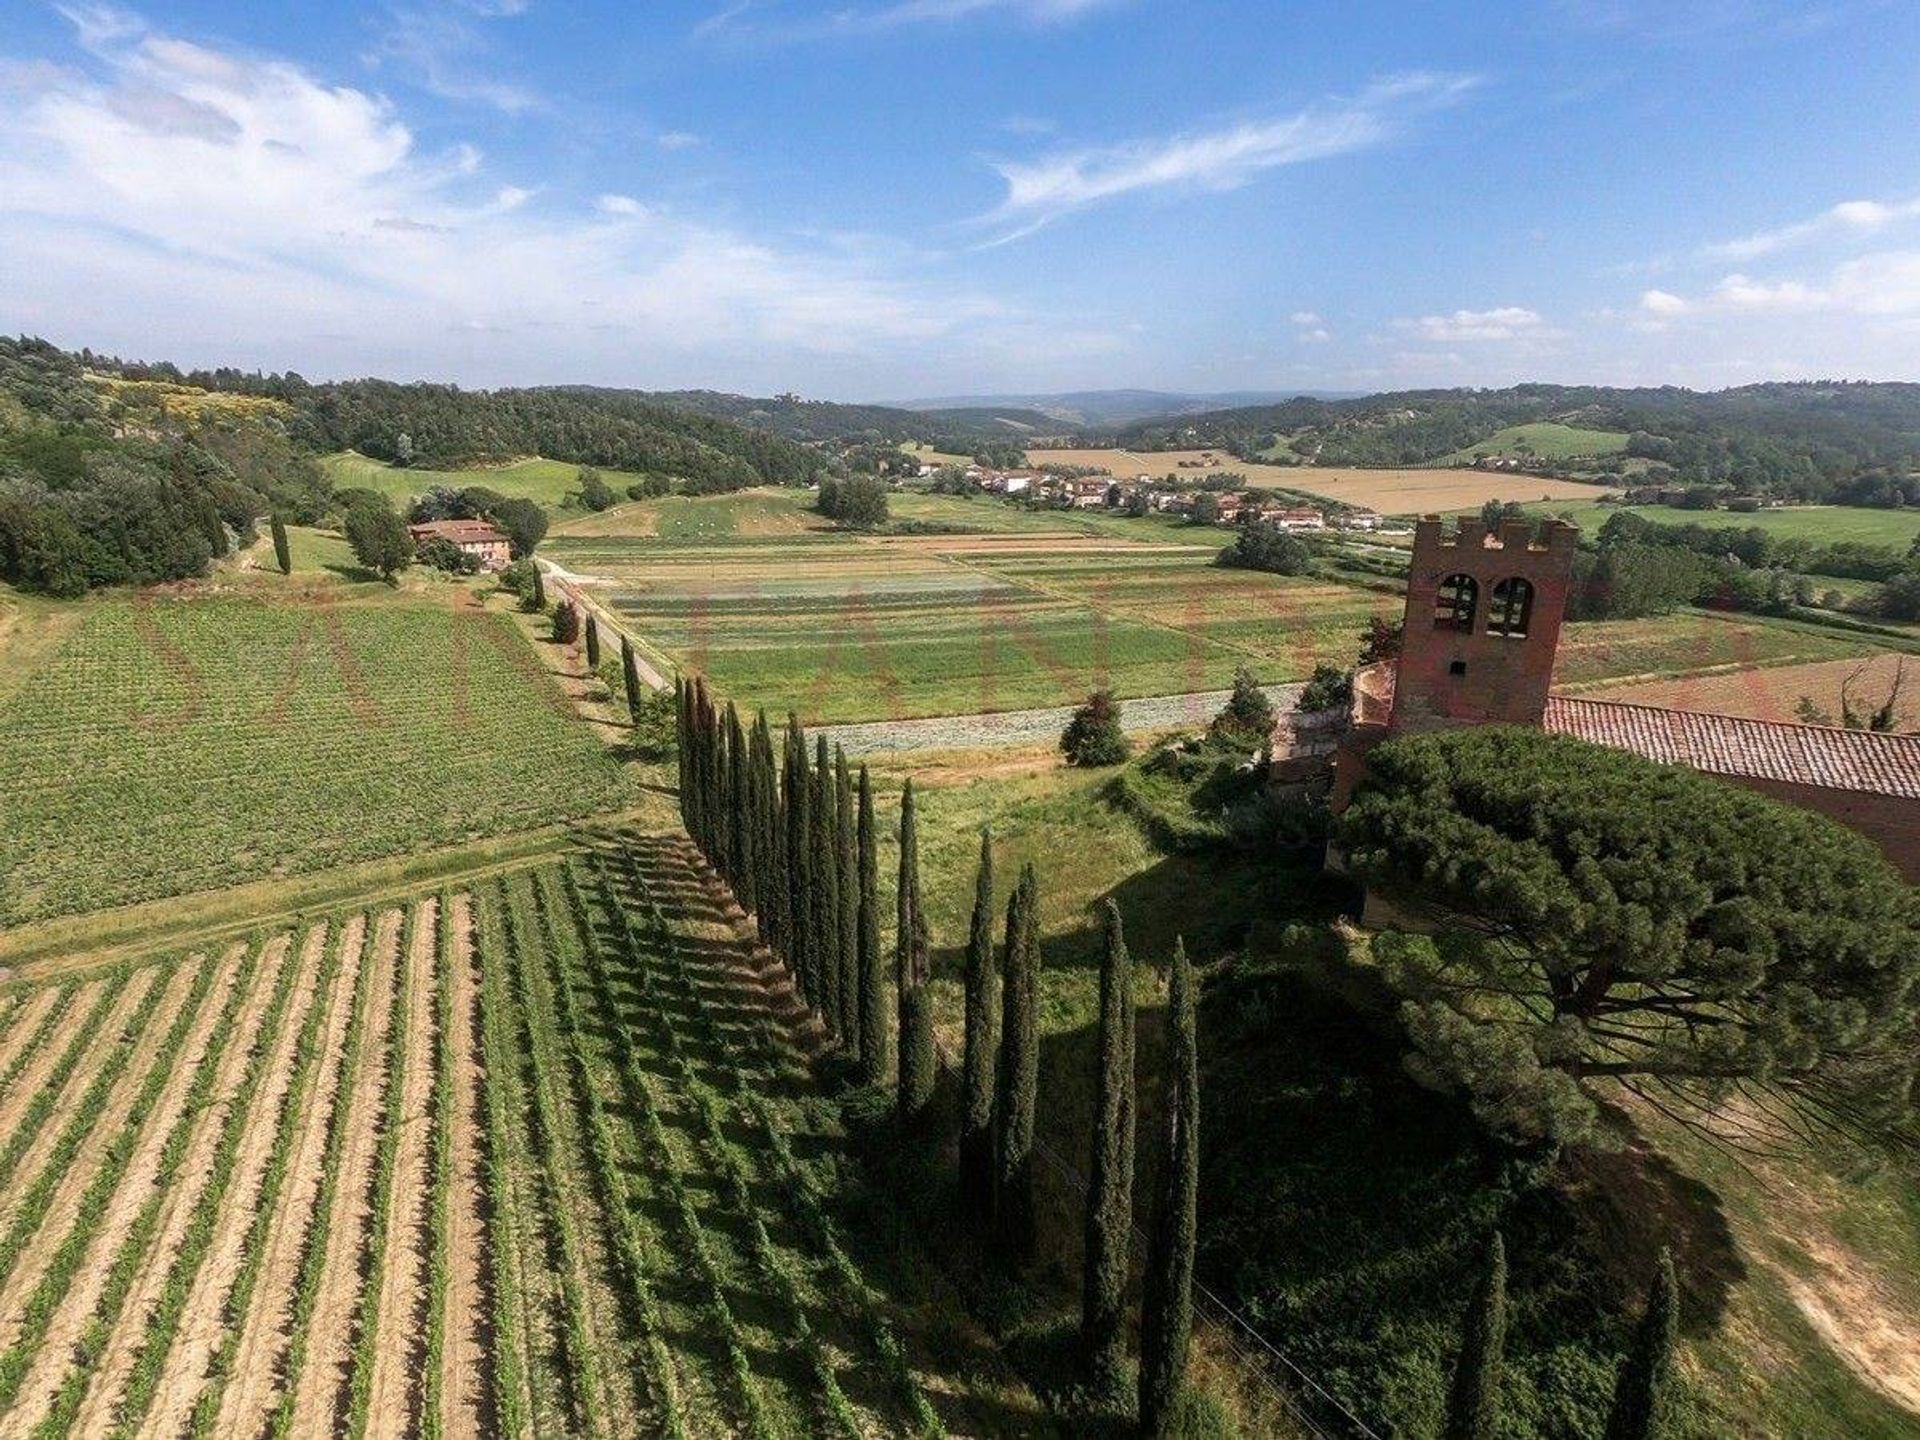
top-left (2, 0), bottom-right (1918, 398)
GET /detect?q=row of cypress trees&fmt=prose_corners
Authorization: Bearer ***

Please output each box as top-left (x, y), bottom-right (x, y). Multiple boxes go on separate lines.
top-left (677, 676), bottom-right (1202, 1435)
top-left (1444, 1233), bottom-right (1679, 1440)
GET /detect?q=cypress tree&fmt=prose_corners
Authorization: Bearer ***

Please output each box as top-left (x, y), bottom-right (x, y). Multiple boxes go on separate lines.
top-left (711, 692), bottom-right (733, 879)
top-left (814, 734), bottom-right (840, 1039)
top-left (1082, 899), bottom-right (1137, 1398)
top-left (1139, 938), bottom-right (1199, 1439)
top-left (532, 564), bottom-right (547, 610)
top-left (785, 716), bottom-right (813, 1005)
top-left (621, 637), bottom-right (643, 723)
top-left (857, 765), bottom-right (888, 1087)
top-left (674, 676), bottom-right (690, 827)
top-left (729, 704), bottom-right (755, 914)
top-left (1605, 1250), bottom-right (1678, 1440)
top-left (585, 612), bottom-right (601, 671)
top-left (896, 778), bottom-right (936, 1122)
top-left (755, 713), bottom-right (781, 951)
top-left (270, 513), bottom-right (292, 575)
top-left (1445, 1233), bottom-right (1508, 1440)
top-left (995, 863), bottom-right (1040, 1258)
top-left (959, 828), bottom-right (998, 1220)
top-left (834, 748), bottom-right (859, 1050)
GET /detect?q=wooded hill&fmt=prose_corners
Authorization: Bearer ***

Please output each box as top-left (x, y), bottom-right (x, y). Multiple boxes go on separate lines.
top-left (640, 388), bottom-right (1062, 445)
top-left (1112, 381), bottom-right (1920, 503)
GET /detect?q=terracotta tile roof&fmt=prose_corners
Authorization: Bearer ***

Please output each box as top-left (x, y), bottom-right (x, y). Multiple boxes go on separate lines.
top-left (1544, 695), bottom-right (1920, 800)
top-left (408, 519), bottom-right (507, 545)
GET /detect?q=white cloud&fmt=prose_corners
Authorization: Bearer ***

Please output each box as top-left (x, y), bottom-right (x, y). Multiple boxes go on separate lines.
top-left (1400, 305), bottom-right (1546, 341)
top-left (698, 0), bottom-right (1124, 40)
top-left (1290, 311), bottom-right (1330, 341)
top-left (1290, 310), bottom-right (1322, 326)
top-left (1637, 253), bottom-right (1920, 319)
top-left (365, 4), bottom-right (537, 114)
top-left (0, 9), bottom-right (1012, 385)
top-left (980, 72), bottom-right (1477, 241)
top-left (656, 130), bottom-right (700, 150)
top-left (1701, 195), bottom-right (1920, 261)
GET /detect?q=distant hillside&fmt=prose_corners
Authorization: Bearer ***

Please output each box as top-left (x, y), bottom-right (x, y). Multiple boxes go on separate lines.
top-left (1113, 382), bottom-right (1920, 503)
top-left (900, 388), bottom-right (1359, 428)
top-left (644, 388), bottom-right (1061, 445)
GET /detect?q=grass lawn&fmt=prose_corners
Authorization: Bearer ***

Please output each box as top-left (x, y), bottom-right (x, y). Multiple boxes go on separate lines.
top-left (1437, 421), bottom-right (1630, 466)
top-left (0, 587), bottom-right (633, 925)
top-left (323, 450), bottom-right (641, 512)
top-left (1516, 500), bottom-right (1920, 549)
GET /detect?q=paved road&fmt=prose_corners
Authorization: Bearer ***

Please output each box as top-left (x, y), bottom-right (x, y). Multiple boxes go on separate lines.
top-left (813, 683), bottom-right (1310, 756)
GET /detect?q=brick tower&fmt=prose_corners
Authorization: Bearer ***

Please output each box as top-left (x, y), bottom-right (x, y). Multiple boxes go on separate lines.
top-left (1389, 514), bottom-right (1579, 731)
top-left (1330, 515), bottom-right (1578, 811)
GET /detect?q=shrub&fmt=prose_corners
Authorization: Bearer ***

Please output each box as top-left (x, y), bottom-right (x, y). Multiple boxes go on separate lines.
top-left (1220, 521), bottom-right (1314, 575)
top-left (1209, 665), bottom-right (1275, 745)
top-left (577, 466), bottom-right (616, 511)
top-left (1297, 663), bottom-right (1353, 714)
top-left (551, 599), bottom-right (580, 645)
top-left (415, 536), bottom-right (479, 575)
top-left (1061, 689), bottom-right (1131, 766)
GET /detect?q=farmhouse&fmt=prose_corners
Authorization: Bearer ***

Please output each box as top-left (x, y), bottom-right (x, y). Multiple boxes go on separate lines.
top-left (1332, 515), bottom-right (1920, 881)
top-left (1272, 506), bottom-right (1327, 531)
top-left (407, 518), bottom-right (511, 571)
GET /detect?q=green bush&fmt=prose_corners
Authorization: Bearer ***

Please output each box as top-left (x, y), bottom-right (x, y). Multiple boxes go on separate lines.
top-left (1061, 689), bottom-right (1131, 766)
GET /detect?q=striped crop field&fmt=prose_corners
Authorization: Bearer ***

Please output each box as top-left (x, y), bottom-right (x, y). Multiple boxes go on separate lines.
top-left (0, 592), bottom-right (633, 926)
top-left (550, 533), bottom-right (1395, 724)
top-left (0, 838), bottom-right (1019, 1438)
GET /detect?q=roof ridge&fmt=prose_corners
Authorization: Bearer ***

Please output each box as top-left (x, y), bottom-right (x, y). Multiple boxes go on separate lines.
top-left (1549, 693), bottom-right (1920, 747)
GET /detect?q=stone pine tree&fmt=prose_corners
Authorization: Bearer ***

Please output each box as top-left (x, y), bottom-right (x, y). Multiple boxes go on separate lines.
top-left (1139, 938), bottom-right (1200, 1439)
top-left (834, 749), bottom-right (859, 1050)
top-left (857, 765), bottom-right (888, 1087)
top-left (1606, 1250), bottom-right (1678, 1440)
top-left (1082, 900), bottom-right (1137, 1399)
top-left (1445, 1233), bottom-right (1508, 1440)
top-left (896, 778), bottom-right (936, 1123)
top-left (813, 734), bottom-right (840, 1040)
top-left (959, 829), bottom-right (999, 1220)
top-left (785, 716), bottom-right (814, 1007)
top-left (994, 864), bottom-right (1040, 1259)
top-left (621, 637), bottom-right (643, 724)
top-left (270, 513), bottom-right (291, 575)
top-left (584, 612), bottom-right (601, 671)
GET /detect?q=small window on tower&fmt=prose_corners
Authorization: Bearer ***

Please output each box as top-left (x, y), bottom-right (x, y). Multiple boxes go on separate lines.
top-left (1435, 573), bottom-right (1478, 631)
top-left (1490, 577), bottom-right (1534, 638)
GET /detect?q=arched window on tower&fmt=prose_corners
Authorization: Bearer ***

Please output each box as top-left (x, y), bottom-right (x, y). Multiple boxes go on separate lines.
top-left (1435, 573), bottom-right (1478, 631)
top-left (1490, 577), bottom-right (1534, 638)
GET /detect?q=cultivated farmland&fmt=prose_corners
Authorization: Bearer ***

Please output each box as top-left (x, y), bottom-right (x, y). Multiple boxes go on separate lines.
top-left (324, 452), bottom-right (644, 512)
top-left (0, 593), bottom-right (632, 925)
top-left (0, 841), bottom-right (1026, 1438)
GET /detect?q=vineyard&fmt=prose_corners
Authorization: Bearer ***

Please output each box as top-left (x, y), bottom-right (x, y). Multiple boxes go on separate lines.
top-left (0, 838), bottom-right (1025, 1438)
top-left (0, 594), bottom-right (633, 925)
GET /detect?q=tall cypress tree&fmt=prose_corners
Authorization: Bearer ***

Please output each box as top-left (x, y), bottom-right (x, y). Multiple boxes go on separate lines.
top-left (995, 863), bottom-right (1040, 1258)
top-left (896, 778), bottom-right (936, 1122)
top-left (1139, 938), bottom-right (1200, 1438)
top-left (711, 691), bottom-right (733, 879)
top-left (857, 765), bottom-right (888, 1087)
top-left (675, 676), bottom-right (691, 829)
top-left (585, 612), bottom-right (601, 671)
top-left (755, 713), bottom-right (781, 950)
top-left (959, 829), bottom-right (999, 1220)
top-left (1082, 899), bottom-right (1137, 1398)
top-left (1445, 1233), bottom-right (1508, 1440)
top-left (834, 748), bottom-right (859, 1050)
top-left (763, 714), bottom-right (788, 956)
top-left (814, 734), bottom-right (840, 1040)
top-left (270, 513), bottom-right (292, 575)
top-left (730, 704), bottom-right (755, 914)
top-left (785, 715), bottom-right (814, 1006)
top-left (622, 637), bottom-right (643, 724)
top-left (531, 564), bottom-right (547, 610)
top-left (1605, 1250), bottom-right (1678, 1440)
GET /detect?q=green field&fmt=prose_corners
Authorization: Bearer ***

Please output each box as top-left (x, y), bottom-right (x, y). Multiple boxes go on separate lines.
top-left (324, 452), bottom-right (641, 511)
top-left (1438, 421), bottom-right (1631, 466)
top-left (0, 593), bottom-right (633, 924)
top-left (1518, 500), bottom-right (1920, 549)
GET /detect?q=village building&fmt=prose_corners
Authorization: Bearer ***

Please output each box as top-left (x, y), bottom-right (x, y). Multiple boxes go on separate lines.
top-left (1338, 509), bottom-right (1383, 530)
top-left (1272, 506), bottom-right (1327, 530)
top-left (1331, 515), bottom-right (1920, 882)
top-left (407, 518), bottom-right (512, 571)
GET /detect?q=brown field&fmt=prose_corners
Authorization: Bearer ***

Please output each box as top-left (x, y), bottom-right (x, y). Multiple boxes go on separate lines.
top-left (1029, 448), bottom-right (1615, 512)
top-left (1589, 651), bottom-right (1919, 728)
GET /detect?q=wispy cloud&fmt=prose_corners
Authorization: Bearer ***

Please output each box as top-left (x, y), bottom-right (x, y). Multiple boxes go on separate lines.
top-left (365, 4), bottom-right (537, 114)
top-left (1396, 306), bottom-right (1548, 341)
top-left (1700, 195), bottom-right (1920, 260)
top-left (697, 0), bottom-right (1125, 42)
top-left (0, 7), bottom-right (1013, 383)
top-left (977, 73), bottom-right (1477, 242)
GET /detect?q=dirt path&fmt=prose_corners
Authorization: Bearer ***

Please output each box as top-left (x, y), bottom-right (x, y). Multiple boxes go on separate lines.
top-left (0, 988), bottom-right (59, 1076)
top-left (211, 915), bottom-right (368, 1439)
top-left (64, 934), bottom-right (297, 1438)
top-left (285, 908), bottom-right (404, 1437)
top-left (0, 980), bottom-right (104, 1144)
top-left (0, 958), bottom-right (198, 1346)
top-left (437, 893), bottom-right (491, 1438)
top-left (365, 899), bottom-right (440, 1435)
top-left (0, 969), bottom-right (159, 1236)
top-left (134, 924), bottom-right (333, 1438)
top-left (1775, 1236), bottom-right (1920, 1413)
top-left (0, 944), bottom-right (249, 1435)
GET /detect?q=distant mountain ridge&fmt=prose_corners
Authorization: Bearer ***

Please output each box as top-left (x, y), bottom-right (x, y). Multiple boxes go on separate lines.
top-left (895, 388), bottom-right (1364, 427)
